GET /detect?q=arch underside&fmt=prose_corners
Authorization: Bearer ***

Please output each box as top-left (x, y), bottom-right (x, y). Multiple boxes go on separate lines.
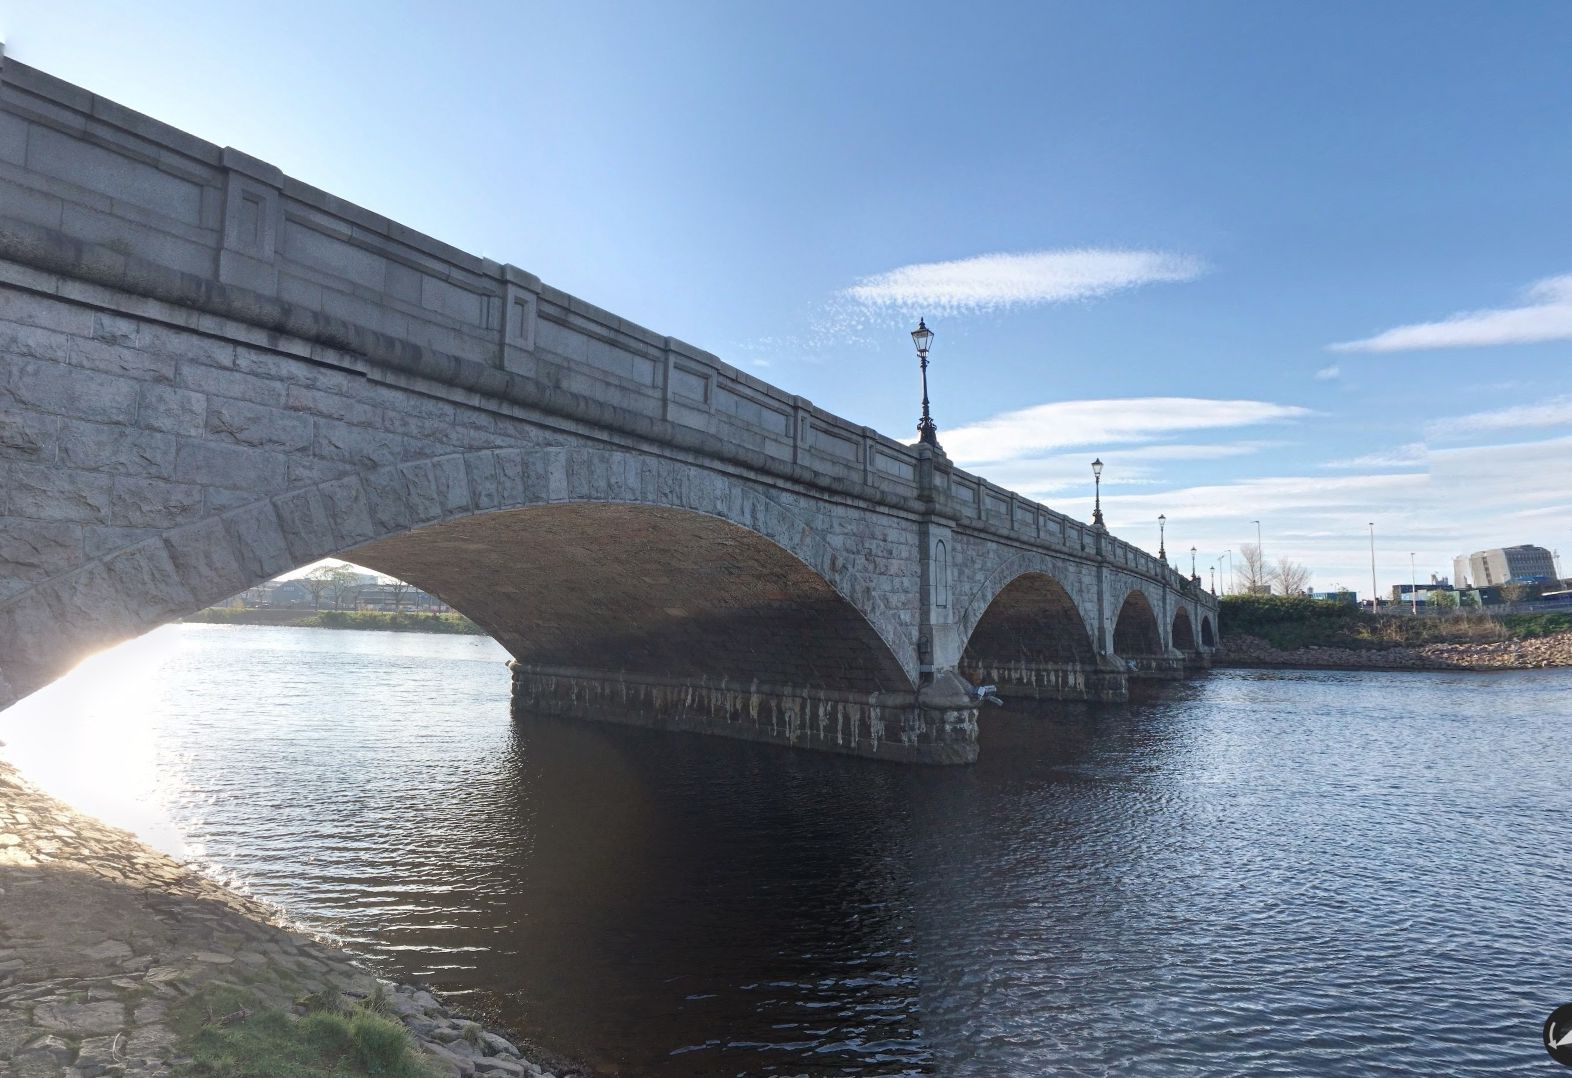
top-left (1201, 615), bottom-right (1216, 647)
top-left (1172, 607), bottom-right (1197, 652)
top-left (346, 503), bottom-right (974, 762)
top-left (959, 573), bottom-right (1123, 703)
top-left (1113, 589), bottom-right (1184, 680)
top-left (346, 503), bottom-right (911, 694)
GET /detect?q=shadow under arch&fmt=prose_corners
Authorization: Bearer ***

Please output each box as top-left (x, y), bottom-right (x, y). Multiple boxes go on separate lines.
top-left (1201, 614), bottom-right (1216, 648)
top-left (958, 572), bottom-right (1125, 703)
top-left (1112, 590), bottom-right (1164, 659)
top-left (1111, 588), bottom-right (1189, 683)
top-left (1171, 607), bottom-right (1197, 652)
top-left (345, 502), bottom-right (911, 695)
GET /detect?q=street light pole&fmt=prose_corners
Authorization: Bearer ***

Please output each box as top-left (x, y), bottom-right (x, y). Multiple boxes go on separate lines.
top-left (1190, 545), bottom-right (1197, 578)
top-left (1223, 549), bottom-right (1233, 594)
top-left (1368, 522), bottom-right (1378, 610)
top-left (1210, 564), bottom-right (1216, 593)
top-left (1158, 513), bottom-right (1167, 562)
top-left (1410, 552), bottom-right (1418, 615)
top-left (911, 318), bottom-right (940, 450)
top-left (1091, 458), bottom-right (1105, 529)
top-left (1252, 519), bottom-right (1263, 592)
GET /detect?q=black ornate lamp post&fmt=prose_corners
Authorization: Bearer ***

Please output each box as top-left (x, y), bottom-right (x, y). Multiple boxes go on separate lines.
top-left (1190, 545), bottom-right (1198, 578)
top-left (911, 318), bottom-right (939, 449)
top-left (1158, 513), bottom-right (1167, 562)
top-left (1091, 458), bottom-right (1105, 529)
top-left (1210, 564), bottom-right (1216, 593)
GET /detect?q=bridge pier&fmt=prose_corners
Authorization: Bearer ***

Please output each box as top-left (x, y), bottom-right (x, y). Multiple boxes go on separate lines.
top-left (508, 663), bottom-right (980, 765)
top-left (961, 657), bottom-right (1129, 704)
top-left (1124, 654), bottom-right (1189, 681)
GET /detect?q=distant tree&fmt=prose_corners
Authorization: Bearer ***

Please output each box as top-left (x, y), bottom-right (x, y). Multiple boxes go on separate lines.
top-left (305, 564), bottom-right (363, 611)
top-left (1273, 558), bottom-right (1311, 596)
top-left (1499, 581), bottom-right (1540, 605)
top-left (301, 567), bottom-right (334, 611)
top-left (1430, 588), bottom-right (1459, 612)
top-left (383, 578), bottom-right (411, 613)
top-left (1238, 543), bottom-right (1269, 594)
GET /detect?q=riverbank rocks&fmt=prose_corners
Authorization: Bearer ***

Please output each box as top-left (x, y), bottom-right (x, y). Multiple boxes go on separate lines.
top-left (1215, 629), bottom-right (1572, 671)
top-left (0, 759), bottom-right (574, 1078)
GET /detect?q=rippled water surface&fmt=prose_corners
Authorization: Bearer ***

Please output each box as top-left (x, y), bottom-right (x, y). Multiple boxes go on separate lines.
top-left (4, 624), bottom-right (1571, 1075)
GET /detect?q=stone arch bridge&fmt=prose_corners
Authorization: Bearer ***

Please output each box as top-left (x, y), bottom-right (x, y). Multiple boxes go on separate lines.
top-left (0, 55), bottom-right (1217, 764)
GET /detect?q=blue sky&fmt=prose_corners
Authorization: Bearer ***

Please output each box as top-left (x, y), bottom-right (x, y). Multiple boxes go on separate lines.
top-left (4, 1), bottom-right (1570, 596)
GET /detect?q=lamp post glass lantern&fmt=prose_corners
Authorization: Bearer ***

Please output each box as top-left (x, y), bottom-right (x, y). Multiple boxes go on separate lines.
top-left (1091, 458), bottom-right (1105, 528)
top-left (911, 318), bottom-right (939, 448)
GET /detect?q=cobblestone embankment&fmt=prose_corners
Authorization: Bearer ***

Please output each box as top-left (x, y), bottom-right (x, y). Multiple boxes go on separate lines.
top-left (1215, 630), bottom-right (1572, 671)
top-left (0, 760), bottom-right (570, 1078)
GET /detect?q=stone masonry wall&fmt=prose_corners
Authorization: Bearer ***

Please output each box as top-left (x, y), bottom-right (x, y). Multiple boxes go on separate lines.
top-left (0, 270), bottom-right (926, 709)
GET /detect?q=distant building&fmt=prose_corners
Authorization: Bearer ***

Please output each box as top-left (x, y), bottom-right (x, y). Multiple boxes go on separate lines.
top-left (1452, 555), bottom-right (1472, 589)
top-left (1312, 589), bottom-right (1358, 605)
top-left (1390, 582), bottom-right (1454, 605)
top-left (264, 580), bottom-right (313, 607)
top-left (1466, 545), bottom-right (1557, 587)
top-left (352, 581), bottom-right (452, 613)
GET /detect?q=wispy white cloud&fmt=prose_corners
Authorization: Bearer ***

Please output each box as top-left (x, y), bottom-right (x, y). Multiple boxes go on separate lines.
top-left (1314, 364), bottom-right (1342, 380)
top-left (1075, 432), bottom-right (1572, 594)
top-left (976, 442), bottom-right (1275, 499)
top-left (845, 248), bottom-right (1205, 315)
top-left (1331, 273), bottom-right (1572, 353)
top-left (1427, 394), bottom-right (1572, 438)
top-left (1324, 442), bottom-right (1428, 469)
top-left (941, 397), bottom-right (1310, 467)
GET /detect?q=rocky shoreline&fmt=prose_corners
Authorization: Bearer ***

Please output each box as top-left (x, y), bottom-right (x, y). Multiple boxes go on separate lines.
top-left (1214, 629), bottom-right (1572, 672)
top-left (0, 759), bottom-right (578, 1078)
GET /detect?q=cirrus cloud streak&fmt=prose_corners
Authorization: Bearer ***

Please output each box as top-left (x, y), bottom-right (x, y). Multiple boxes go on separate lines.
top-left (1332, 273), bottom-right (1572, 353)
top-left (845, 248), bottom-right (1205, 315)
top-left (941, 397), bottom-right (1311, 467)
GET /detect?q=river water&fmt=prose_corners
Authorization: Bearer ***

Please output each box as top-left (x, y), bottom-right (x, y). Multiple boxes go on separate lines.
top-left (2, 624), bottom-right (1569, 1076)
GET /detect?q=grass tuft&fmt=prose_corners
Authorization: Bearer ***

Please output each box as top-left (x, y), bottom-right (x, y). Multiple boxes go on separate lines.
top-left (173, 985), bottom-right (435, 1078)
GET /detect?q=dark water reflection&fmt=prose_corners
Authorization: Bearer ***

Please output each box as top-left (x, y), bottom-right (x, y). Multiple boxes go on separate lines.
top-left (3, 626), bottom-right (1571, 1076)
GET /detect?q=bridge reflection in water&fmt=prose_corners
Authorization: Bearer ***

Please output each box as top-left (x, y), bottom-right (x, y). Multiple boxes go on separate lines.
top-left (5, 627), bottom-right (1566, 1077)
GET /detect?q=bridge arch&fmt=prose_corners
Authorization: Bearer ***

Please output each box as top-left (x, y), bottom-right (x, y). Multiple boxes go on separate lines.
top-left (1201, 614), bottom-right (1216, 648)
top-left (0, 447), bottom-right (916, 712)
top-left (1112, 590), bottom-right (1164, 659)
top-left (955, 551), bottom-right (1100, 654)
top-left (959, 571), bottom-right (1096, 684)
top-left (1171, 607), bottom-right (1197, 652)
